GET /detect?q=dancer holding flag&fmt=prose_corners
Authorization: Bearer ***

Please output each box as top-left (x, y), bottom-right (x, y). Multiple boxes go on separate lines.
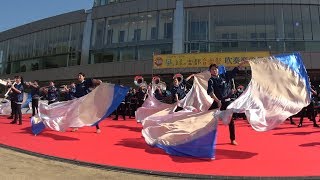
top-left (72, 72), bottom-right (102, 133)
top-left (207, 61), bottom-right (247, 145)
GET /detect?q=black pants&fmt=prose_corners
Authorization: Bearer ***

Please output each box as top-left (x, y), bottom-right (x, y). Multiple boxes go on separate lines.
top-left (129, 101), bottom-right (137, 118)
top-left (12, 103), bottom-right (22, 124)
top-left (209, 100), bottom-right (235, 141)
top-left (137, 99), bottom-right (144, 108)
top-left (32, 99), bottom-right (39, 116)
top-left (96, 124), bottom-right (100, 129)
top-left (48, 100), bottom-right (57, 105)
top-left (174, 106), bottom-right (183, 112)
top-left (115, 103), bottom-right (126, 120)
top-left (299, 103), bottom-right (317, 125)
top-left (10, 100), bottom-right (14, 117)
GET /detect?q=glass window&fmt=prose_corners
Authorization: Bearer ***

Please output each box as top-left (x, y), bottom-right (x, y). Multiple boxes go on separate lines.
top-left (119, 47), bottom-right (136, 61)
top-left (43, 29), bottom-right (49, 56)
top-left (285, 41), bottom-right (305, 52)
top-left (138, 45), bottom-right (155, 60)
top-left (265, 5), bottom-right (276, 40)
top-left (133, 29), bottom-right (141, 41)
top-left (19, 59), bottom-right (40, 72)
top-left (187, 8), bottom-right (209, 41)
top-left (274, 5), bottom-right (284, 40)
top-left (128, 15), bottom-right (138, 42)
top-left (136, 13), bottom-right (147, 41)
top-left (311, 6), bottom-right (320, 40)
top-left (118, 30), bottom-right (125, 42)
top-left (41, 54), bottom-right (68, 69)
top-left (5, 62), bottom-right (11, 74)
top-left (159, 10), bottom-right (173, 40)
top-left (283, 5), bottom-right (294, 39)
top-left (79, 23), bottom-right (85, 52)
top-left (211, 6), bottom-right (246, 40)
top-left (91, 49), bottom-right (118, 63)
top-left (231, 33), bottom-right (237, 39)
top-left (62, 25), bottom-right (70, 53)
top-left (146, 12), bottom-right (157, 40)
top-left (106, 29), bottom-right (113, 45)
top-left (157, 44), bottom-right (172, 54)
top-left (151, 27), bottom-right (157, 40)
top-left (68, 51), bottom-right (81, 66)
top-left (12, 61), bottom-right (20, 73)
top-left (105, 16), bottom-right (120, 44)
top-left (231, 42), bottom-right (238, 47)
top-left (301, 5), bottom-right (312, 40)
top-left (92, 19), bottom-right (105, 48)
top-left (94, 0), bottom-right (101, 6)
top-left (292, 5), bottom-right (303, 40)
top-left (305, 42), bottom-right (320, 51)
top-left (70, 23), bottom-right (80, 51)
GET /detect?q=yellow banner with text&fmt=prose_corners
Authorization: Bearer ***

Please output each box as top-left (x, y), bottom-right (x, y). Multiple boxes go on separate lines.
top-left (153, 51), bottom-right (270, 69)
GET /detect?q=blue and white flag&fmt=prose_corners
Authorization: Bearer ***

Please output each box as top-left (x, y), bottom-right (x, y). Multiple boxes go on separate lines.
top-left (217, 53), bottom-right (311, 131)
top-left (139, 71), bottom-right (217, 159)
top-left (31, 83), bottom-right (129, 135)
top-left (139, 52), bottom-right (310, 159)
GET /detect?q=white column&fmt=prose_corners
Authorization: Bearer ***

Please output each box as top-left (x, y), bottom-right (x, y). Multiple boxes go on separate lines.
top-left (172, 0), bottom-right (184, 54)
top-left (80, 10), bottom-right (93, 65)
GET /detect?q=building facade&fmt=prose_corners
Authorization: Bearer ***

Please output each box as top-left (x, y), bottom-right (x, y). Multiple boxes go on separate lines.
top-left (1, 0), bottom-right (320, 85)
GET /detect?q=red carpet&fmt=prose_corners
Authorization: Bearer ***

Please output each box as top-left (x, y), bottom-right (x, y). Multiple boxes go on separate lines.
top-left (0, 115), bottom-right (319, 177)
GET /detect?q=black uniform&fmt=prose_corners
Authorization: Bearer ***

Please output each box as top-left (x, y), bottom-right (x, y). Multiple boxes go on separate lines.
top-left (66, 87), bottom-right (76, 100)
top-left (30, 85), bottom-right (40, 116)
top-left (75, 79), bottom-right (100, 129)
top-left (113, 93), bottom-right (128, 120)
top-left (129, 92), bottom-right (137, 118)
top-left (10, 83), bottom-right (24, 125)
top-left (171, 80), bottom-right (187, 112)
top-left (298, 87), bottom-right (319, 127)
top-left (136, 88), bottom-right (147, 108)
top-left (207, 67), bottom-right (239, 141)
top-left (47, 86), bottom-right (59, 105)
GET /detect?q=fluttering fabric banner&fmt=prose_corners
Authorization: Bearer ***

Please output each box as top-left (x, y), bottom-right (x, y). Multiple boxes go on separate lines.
top-left (217, 53), bottom-right (311, 131)
top-left (139, 52), bottom-right (310, 159)
top-left (31, 83), bottom-right (129, 135)
top-left (138, 71), bottom-right (218, 159)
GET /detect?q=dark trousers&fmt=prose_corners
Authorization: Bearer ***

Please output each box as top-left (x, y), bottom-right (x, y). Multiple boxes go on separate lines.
top-left (115, 103), bottom-right (126, 120)
top-left (48, 100), bottom-right (57, 105)
top-left (137, 99), bottom-right (144, 108)
top-left (174, 106), bottom-right (183, 112)
top-left (96, 124), bottom-right (100, 129)
top-left (10, 101), bottom-right (14, 117)
top-left (32, 99), bottom-right (39, 116)
top-left (12, 103), bottom-right (22, 124)
top-left (129, 101), bottom-right (137, 118)
top-left (299, 103), bottom-right (317, 125)
top-left (209, 100), bottom-right (235, 141)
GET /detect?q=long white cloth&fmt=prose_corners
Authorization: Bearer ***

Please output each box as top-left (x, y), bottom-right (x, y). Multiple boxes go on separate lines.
top-left (217, 53), bottom-right (311, 131)
top-left (0, 93), bottom-right (32, 115)
top-left (137, 53), bottom-right (310, 158)
top-left (31, 83), bottom-right (129, 133)
top-left (137, 71), bottom-right (217, 158)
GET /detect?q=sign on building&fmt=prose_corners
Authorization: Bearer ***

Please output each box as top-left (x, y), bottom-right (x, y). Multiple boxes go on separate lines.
top-left (153, 51), bottom-right (270, 69)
